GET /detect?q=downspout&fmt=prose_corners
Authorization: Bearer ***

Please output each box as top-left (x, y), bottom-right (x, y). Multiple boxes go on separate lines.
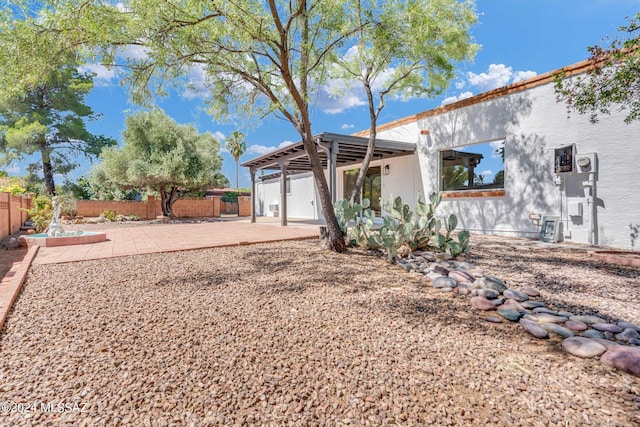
top-left (585, 170), bottom-right (597, 245)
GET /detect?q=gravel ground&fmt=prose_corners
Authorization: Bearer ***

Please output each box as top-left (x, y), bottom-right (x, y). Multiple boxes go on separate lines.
top-left (0, 236), bottom-right (638, 426)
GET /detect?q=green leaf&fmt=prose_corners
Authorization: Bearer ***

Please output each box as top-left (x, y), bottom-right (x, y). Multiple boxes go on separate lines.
top-left (361, 198), bottom-right (370, 209)
top-left (448, 214), bottom-right (458, 232)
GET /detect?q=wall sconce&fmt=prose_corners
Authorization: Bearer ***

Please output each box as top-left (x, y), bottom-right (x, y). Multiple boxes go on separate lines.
top-left (383, 164), bottom-right (390, 175)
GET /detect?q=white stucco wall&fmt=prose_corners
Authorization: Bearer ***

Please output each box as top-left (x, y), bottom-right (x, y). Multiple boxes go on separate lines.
top-left (335, 155), bottom-right (422, 215)
top-left (251, 73), bottom-right (640, 249)
top-left (254, 172), bottom-right (322, 219)
top-left (375, 80), bottom-right (640, 249)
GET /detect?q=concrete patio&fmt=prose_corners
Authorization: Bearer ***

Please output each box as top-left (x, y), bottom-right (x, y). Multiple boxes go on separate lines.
top-left (32, 217), bottom-right (322, 265)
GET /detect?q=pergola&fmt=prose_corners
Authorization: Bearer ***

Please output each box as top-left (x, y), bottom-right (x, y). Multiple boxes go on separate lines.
top-left (241, 132), bottom-right (416, 225)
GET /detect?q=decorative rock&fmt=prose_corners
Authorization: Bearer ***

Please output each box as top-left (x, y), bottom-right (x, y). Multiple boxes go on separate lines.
top-left (569, 315), bottom-right (607, 324)
top-left (491, 298), bottom-right (505, 306)
top-left (457, 282), bottom-right (473, 290)
top-left (420, 274), bottom-right (433, 283)
top-left (604, 331), bottom-right (616, 341)
top-left (433, 265), bottom-right (450, 276)
top-left (592, 338), bottom-right (621, 350)
top-left (503, 289), bottom-right (529, 302)
top-left (423, 272), bottom-right (443, 283)
top-left (521, 287), bottom-right (541, 297)
top-left (520, 319), bottom-right (549, 339)
top-left (600, 345), bottom-right (640, 376)
top-left (616, 328), bottom-right (640, 343)
top-left (457, 287), bottom-right (471, 295)
top-left (497, 309), bottom-right (523, 322)
top-left (470, 296), bottom-right (496, 311)
top-left (540, 323), bottom-right (575, 338)
top-left (421, 252), bottom-right (436, 262)
top-left (581, 329), bottom-right (605, 339)
top-left (617, 321), bottom-right (640, 332)
top-left (562, 337), bottom-right (607, 358)
top-left (468, 269), bottom-right (485, 279)
top-left (591, 323), bottom-right (623, 333)
top-left (522, 301), bottom-right (545, 309)
top-left (533, 307), bottom-right (559, 315)
top-left (451, 261), bottom-right (473, 270)
top-left (630, 338), bottom-right (640, 346)
top-left (439, 287), bottom-right (453, 292)
top-left (484, 316), bottom-right (502, 323)
top-left (522, 314), bottom-right (537, 321)
top-left (534, 313), bottom-right (568, 324)
top-left (477, 288), bottom-right (500, 299)
top-left (398, 261), bottom-right (414, 271)
top-left (565, 320), bottom-right (588, 332)
top-left (449, 270), bottom-right (475, 284)
top-left (558, 311), bottom-right (575, 318)
top-left (435, 252), bottom-right (452, 261)
top-left (501, 299), bottom-right (525, 312)
top-left (432, 276), bottom-right (457, 289)
top-left (477, 276), bottom-right (507, 293)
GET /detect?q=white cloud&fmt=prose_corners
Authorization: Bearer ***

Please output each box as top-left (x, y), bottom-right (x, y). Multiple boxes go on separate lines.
top-left (341, 123), bottom-right (355, 129)
top-left (479, 169), bottom-right (494, 176)
top-left (441, 91), bottom-right (474, 105)
top-left (79, 63), bottom-right (117, 85)
top-left (5, 164), bottom-right (21, 175)
top-left (278, 140), bottom-right (295, 149)
top-left (213, 131), bottom-right (226, 141)
top-left (316, 78), bottom-right (367, 114)
top-left (246, 144), bottom-right (274, 155)
top-left (466, 64), bottom-right (537, 92)
top-left (245, 140), bottom-right (296, 156)
top-left (119, 44), bottom-right (149, 61)
top-left (182, 64), bottom-right (208, 100)
top-left (513, 70), bottom-right (538, 83)
top-left (490, 140), bottom-right (505, 159)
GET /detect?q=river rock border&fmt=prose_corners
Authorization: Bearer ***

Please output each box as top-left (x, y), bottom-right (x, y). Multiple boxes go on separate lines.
top-left (397, 250), bottom-right (640, 377)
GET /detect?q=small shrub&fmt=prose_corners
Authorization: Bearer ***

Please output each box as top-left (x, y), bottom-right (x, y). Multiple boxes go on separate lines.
top-left (56, 193), bottom-right (78, 217)
top-left (101, 209), bottom-right (117, 222)
top-left (24, 195), bottom-right (53, 232)
top-left (0, 181), bottom-right (27, 196)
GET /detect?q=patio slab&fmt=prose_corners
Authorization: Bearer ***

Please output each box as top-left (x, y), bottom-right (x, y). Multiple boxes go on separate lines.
top-left (32, 220), bottom-right (319, 265)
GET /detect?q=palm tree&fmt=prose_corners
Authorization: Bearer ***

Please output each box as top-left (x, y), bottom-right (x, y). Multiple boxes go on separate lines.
top-left (225, 131), bottom-right (246, 189)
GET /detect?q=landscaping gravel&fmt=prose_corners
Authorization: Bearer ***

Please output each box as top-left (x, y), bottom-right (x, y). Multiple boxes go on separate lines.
top-left (0, 236), bottom-right (639, 426)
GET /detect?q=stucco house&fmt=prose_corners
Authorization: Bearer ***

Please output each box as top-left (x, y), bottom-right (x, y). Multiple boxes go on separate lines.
top-left (242, 59), bottom-right (640, 250)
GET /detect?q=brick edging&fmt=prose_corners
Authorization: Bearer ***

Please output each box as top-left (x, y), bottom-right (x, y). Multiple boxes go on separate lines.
top-left (0, 245), bottom-right (40, 332)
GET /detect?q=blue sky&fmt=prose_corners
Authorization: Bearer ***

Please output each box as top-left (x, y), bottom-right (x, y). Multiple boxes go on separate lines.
top-left (4, 0), bottom-right (638, 189)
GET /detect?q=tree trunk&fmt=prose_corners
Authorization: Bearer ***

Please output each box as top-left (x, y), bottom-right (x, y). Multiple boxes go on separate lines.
top-left (349, 76), bottom-right (377, 203)
top-left (40, 144), bottom-right (56, 196)
top-left (159, 187), bottom-right (177, 218)
top-left (235, 156), bottom-right (239, 189)
top-left (304, 136), bottom-right (346, 253)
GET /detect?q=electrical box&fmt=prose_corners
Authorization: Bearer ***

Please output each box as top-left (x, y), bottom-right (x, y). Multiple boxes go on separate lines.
top-left (554, 145), bottom-right (575, 174)
top-left (540, 216), bottom-right (562, 243)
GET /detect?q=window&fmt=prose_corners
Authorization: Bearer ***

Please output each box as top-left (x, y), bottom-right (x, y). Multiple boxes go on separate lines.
top-left (343, 166), bottom-right (382, 214)
top-left (440, 140), bottom-right (505, 192)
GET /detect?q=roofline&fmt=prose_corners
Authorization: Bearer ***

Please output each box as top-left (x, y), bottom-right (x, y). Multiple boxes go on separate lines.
top-left (240, 131), bottom-right (415, 169)
top-left (353, 58), bottom-right (596, 137)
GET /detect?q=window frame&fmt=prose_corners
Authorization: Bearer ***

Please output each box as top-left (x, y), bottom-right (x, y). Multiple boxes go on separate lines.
top-left (439, 139), bottom-right (506, 198)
